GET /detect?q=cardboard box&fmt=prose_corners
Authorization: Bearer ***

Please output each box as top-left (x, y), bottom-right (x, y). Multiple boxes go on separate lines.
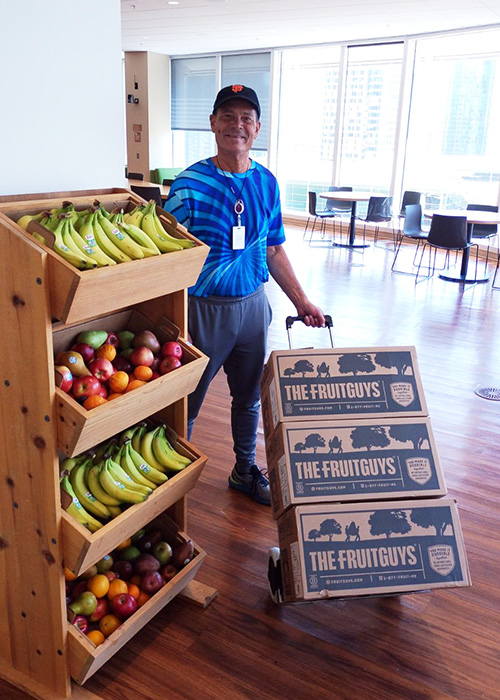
top-left (261, 347), bottom-right (428, 437)
top-left (276, 499), bottom-right (470, 602)
top-left (266, 418), bottom-right (447, 519)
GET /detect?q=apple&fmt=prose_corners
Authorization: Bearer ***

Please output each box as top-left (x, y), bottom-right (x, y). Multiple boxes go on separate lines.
top-left (96, 383), bottom-right (108, 399)
top-left (153, 541), bottom-right (173, 565)
top-left (150, 371), bottom-right (161, 381)
top-left (130, 347), bottom-right (154, 368)
top-left (132, 330), bottom-right (161, 355)
top-left (72, 615), bottom-right (89, 635)
top-left (111, 559), bottom-right (133, 581)
top-left (89, 597), bottom-right (110, 623)
top-left (160, 564), bottom-right (178, 582)
top-left (71, 342), bottom-right (95, 365)
top-left (70, 580), bottom-right (89, 600)
top-left (106, 332), bottom-right (120, 349)
top-left (160, 341), bottom-right (183, 360)
top-left (71, 375), bottom-right (102, 401)
top-left (112, 355), bottom-right (133, 374)
top-left (89, 358), bottom-right (114, 382)
top-left (54, 365), bottom-right (73, 393)
top-left (150, 356), bottom-right (161, 373)
top-left (111, 593), bottom-right (138, 620)
top-left (159, 356), bottom-right (182, 375)
top-left (140, 571), bottom-right (164, 595)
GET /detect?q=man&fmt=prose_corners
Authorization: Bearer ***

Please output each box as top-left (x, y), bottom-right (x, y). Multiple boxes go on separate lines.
top-left (165, 84), bottom-right (324, 506)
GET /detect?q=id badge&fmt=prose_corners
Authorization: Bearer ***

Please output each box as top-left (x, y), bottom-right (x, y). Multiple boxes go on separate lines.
top-left (232, 225), bottom-right (245, 250)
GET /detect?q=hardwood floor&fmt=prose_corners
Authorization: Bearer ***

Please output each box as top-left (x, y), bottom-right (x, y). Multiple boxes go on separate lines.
top-left (3, 227), bottom-right (500, 700)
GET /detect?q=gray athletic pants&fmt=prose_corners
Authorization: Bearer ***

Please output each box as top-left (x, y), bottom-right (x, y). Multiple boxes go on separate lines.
top-left (187, 285), bottom-right (272, 471)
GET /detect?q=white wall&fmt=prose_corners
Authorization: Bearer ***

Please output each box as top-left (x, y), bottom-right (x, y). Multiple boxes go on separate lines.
top-left (0, 0), bottom-right (125, 196)
top-left (147, 53), bottom-right (171, 170)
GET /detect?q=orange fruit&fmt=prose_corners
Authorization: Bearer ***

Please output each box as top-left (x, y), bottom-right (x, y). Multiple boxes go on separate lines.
top-left (64, 567), bottom-right (77, 582)
top-left (125, 379), bottom-right (146, 393)
top-left (115, 537), bottom-right (132, 551)
top-left (127, 583), bottom-right (141, 600)
top-left (87, 574), bottom-right (110, 599)
top-left (108, 371), bottom-right (129, 394)
top-left (137, 591), bottom-right (151, 608)
top-left (133, 365), bottom-right (153, 382)
top-left (129, 574), bottom-right (142, 587)
top-left (87, 629), bottom-right (105, 647)
top-left (83, 395), bottom-right (108, 410)
top-left (96, 343), bottom-right (117, 362)
top-left (99, 614), bottom-right (122, 638)
top-left (107, 578), bottom-right (129, 600)
top-left (107, 392), bottom-right (123, 401)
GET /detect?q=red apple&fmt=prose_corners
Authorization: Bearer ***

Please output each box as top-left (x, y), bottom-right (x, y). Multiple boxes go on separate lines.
top-left (54, 365), bottom-right (73, 393)
top-left (89, 358), bottom-right (114, 382)
top-left (160, 564), bottom-right (178, 582)
top-left (111, 593), bottom-right (138, 620)
top-left (89, 597), bottom-right (110, 623)
top-left (112, 355), bottom-right (133, 374)
top-left (71, 375), bottom-right (102, 401)
top-left (72, 615), bottom-right (89, 635)
top-left (71, 342), bottom-right (95, 365)
top-left (140, 571), bottom-right (164, 595)
top-left (69, 579), bottom-right (89, 601)
top-left (96, 383), bottom-right (108, 399)
top-left (159, 356), bottom-right (182, 375)
top-left (130, 346), bottom-right (154, 368)
top-left (160, 341), bottom-right (183, 360)
top-left (106, 332), bottom-right (120, 349)
top-left (150, 356), bottom-right (161, 373)
top-left (150, 371), bottom-right (161, 381)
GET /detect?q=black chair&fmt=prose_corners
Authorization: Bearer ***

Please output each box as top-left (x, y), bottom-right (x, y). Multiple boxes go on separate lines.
top-left (304, 191), bottom-right (339, 245)
top-left (466, 203), bottom-right (499, 268)
top-left (492, 252), bottom-right (500, 289)
top-left (415, 213), bottom-right (479, 283)
top-left (391, 204), bottom-right (429, 275)
top-left (357, 196), bottom-right (394, 247)
top-left (127, 172), bottom-right (144, 181)
top-left (324, 186), bottom-right (353, 241)
top-left (130, 184), bottom-right (163, 208)
top-left (162, 178), bottom-right (176, 187)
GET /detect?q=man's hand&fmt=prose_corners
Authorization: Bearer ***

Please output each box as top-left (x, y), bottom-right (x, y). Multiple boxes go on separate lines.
top-left (295, 301), bottom-right (325, 328)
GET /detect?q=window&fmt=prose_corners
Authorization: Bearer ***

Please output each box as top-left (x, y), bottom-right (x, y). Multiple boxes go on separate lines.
top-left (404, 29), bottom-right (500, 209)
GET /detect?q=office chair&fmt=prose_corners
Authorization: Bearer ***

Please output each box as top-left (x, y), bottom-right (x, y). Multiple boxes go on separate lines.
top-left (466, 203), bottom-right (499, 268)
top-left (415, 213), bottom-right (478, 284)
top-left (130, 184), bottom-right (163, 208)
top-left (127, 172), bottom-right (144, 181)
top-left (391, 204), bottom-right (429, 275)
top-left (304, 191), bottom-right (338, 245)
top-left (357, 196), bottom-right (393, 247)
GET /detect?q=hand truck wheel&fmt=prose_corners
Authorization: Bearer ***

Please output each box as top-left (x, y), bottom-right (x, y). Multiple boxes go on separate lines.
top-left (267, 547), bottom-right (283, 604)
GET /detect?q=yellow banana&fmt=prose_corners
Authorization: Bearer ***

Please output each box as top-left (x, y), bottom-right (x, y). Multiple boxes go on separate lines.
top-left (86, 462), bottom-right (122, 506)
top-left (17, 213), bottom-right (42, 230)
top-left (93, 212), bottom-right (132, 263)
top-left (49, 217), bottom-right (90, 270)
top-left (61, 218), bottom-right (97, 269)
top-left (106, 457), bottom-right (153, 497)
top-left (118, 442), bottom-right (158, 490)
top-left (119, 221), bottom-right (161, 256)
top-left (153, 211), bottom-right (194, 249)
top-left (98, 458), bottom-right (148, 504)
top-left (64, 218), bottom-right (107, 269)
top-left (127, 440), bottom-right (168, 485)
top-left (60, 476), bottom-right (103, 532)
top-left (140, 427), bottom-right (169, 473)
top-left (69, 461), bottom-right (111, 520)
top-left (77, 213), bottom-right (117, 267)
top-left (158, 425), bottom-right (191, 465)
top-left (98, 210), bottom-right (145, 260)
top-left (107, 504), bottom-right (122, 518)
top-left (132, 424), bottom-right (147, 453)
top-left (152, 427), bottom-right (187, 472)
top-left (127, 207), bottom-right (145, 228)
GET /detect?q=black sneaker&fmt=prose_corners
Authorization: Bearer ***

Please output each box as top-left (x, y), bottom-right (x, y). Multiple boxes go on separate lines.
top-left (228, 465), bottom-right (271, 506)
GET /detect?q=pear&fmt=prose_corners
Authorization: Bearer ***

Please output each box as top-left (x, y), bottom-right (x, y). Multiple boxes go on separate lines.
top-left (55, 350), bottom-right (91, 376)
top-left (76, 330), bottom-right (108, 349)
top-left (117, 330), bottom-right (135, 350)
top-left (69, 591), bottom-right (98, 616)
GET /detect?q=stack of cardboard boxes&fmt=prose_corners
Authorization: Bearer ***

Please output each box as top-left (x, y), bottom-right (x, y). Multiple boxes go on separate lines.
top-left (260, 346), bottom-right (470, 602)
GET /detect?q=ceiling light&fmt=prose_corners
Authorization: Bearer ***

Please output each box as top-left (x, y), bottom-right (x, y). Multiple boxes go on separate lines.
top-left (168, 1), bottom-right (179, 4)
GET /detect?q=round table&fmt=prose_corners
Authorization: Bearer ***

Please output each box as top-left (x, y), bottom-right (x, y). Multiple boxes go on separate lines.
top-left (319, 191), bottom-right (372, 248)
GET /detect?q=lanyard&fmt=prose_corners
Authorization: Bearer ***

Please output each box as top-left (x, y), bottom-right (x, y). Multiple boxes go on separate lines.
top-left (216, 157), bottom-right (250, 227)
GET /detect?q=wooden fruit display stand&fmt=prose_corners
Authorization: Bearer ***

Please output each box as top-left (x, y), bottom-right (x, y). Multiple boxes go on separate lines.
top-left (0, 188), bottom-right (217, 699)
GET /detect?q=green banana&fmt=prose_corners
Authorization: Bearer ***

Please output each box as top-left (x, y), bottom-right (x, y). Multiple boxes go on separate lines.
top-left (127, 439), bottom-right (168, 486)
top-left (69, 460), bottom-right (111, 520)
top-left (93, 212), bottom-right (132, 263)
top-left (106, 457), bottom-right (153, 496)
top-left (86, 462), bottom-right (122, 506)
top-left (120, 425), bottom-right (140, 445)
top-left (98, 458), bottom-right (148, 504)
top-left (140, 427), bottom-right (169, 473)
top-left (98, 209), bottom-right (145, 260)
top-left (118, 442), bottom-right (158, 490)
top-left (60, 476), bottom-right (103, 532)
top-left (77, 212), bottom-right (117, 266)
top-left (152, 427), bottom-right (187, 472)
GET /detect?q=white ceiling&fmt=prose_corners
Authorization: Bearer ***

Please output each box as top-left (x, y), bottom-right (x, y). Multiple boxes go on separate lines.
top-left (121, 0), bottom-right (500, 56)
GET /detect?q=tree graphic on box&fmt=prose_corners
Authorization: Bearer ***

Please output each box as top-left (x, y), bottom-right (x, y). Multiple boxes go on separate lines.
top-left (410, 507), bottom-right (452, 536)
top-left (308, 528), bottom-right (321, 541)
top-left (338, 353), bottom-right (376, 376)
top-left (304, 433), bottom-right (326, 453)
top-left (375, 352), bottom-right (411, 376)
top-left (319, 518), bottom-right (342, 541)
top-left (389, 423), bottom-right (429, 450)
top-left (350, 425), bottom-right (390, 451)
top-left (369, 509), bottom-right (412, 538)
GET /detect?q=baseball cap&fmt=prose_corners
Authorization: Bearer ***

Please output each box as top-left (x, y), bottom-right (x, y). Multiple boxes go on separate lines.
top-left (212, 85), bottom-right (261, 119)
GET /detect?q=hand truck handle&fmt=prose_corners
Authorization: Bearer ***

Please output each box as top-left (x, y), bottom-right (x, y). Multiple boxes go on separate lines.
top-left (285, 314), bottom-right (333, 329)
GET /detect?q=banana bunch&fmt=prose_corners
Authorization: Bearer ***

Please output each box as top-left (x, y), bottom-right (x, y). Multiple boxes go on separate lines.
top-left (60, 475), bottom-right (104, 533)
top-left (137, 201), bottom-right (194, 253)
top-left (137, 423), bottom-right (191, 473)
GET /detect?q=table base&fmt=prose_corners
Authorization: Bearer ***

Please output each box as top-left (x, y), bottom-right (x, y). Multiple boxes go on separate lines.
top-left (438, 271), bottom-right (490, 284)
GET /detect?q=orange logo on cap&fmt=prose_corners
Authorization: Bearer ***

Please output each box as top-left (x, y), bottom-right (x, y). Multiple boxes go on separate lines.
top-left (232, 85), bottom-right (244, 93)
